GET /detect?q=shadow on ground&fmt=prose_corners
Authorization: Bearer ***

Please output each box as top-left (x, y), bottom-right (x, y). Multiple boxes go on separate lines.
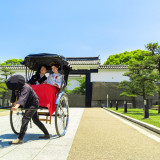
top-left (0, 133), bottom-right (58, 149)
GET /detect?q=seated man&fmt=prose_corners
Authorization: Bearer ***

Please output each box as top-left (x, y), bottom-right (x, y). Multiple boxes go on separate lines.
top-left (28, 65), bottom-right (48, 85)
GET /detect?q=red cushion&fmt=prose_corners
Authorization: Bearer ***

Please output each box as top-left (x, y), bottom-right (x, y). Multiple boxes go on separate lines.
top-left (31, 84), bottom-right (59, 117)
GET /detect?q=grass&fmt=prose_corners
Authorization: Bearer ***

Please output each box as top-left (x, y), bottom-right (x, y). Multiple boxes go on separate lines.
top-left (0, 109), bottom-right (8, 112)
top-left (107, 107), bottom-right (160, 128)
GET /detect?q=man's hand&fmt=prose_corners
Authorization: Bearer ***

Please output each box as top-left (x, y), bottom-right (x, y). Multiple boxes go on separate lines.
top-left (11, 107), bottom-right (18, 111)
top-left (11, 102), bottom-right (15, 108)
top-left (11, 104), bottom-right (20, 111)
top-left (43, 81), bottom-right (47, 84)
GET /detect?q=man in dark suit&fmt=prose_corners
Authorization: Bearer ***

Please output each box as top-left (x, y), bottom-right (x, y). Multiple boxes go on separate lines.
top-left (28, 65), bottom-right (48, 85)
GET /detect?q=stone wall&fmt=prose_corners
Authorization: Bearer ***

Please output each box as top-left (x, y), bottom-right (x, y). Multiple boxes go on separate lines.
top-left (91, 82), bottom-right (159, 108)
top-left (68, 94), bottom-right (85, 107)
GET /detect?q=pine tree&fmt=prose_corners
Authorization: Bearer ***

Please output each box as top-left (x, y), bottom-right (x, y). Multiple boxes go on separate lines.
top-left (145, 42), bottom-right (160, 113)
top-left (119, 59), bottom-right (160, 118)
top-left (0, 67), bottom-right (15, 106)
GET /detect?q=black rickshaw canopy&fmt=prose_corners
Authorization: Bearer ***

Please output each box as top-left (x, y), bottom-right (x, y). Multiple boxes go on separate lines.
top-left (21, 53), bottom-right (72, 85)
top-left (21, 53), bottom-right (70, 71)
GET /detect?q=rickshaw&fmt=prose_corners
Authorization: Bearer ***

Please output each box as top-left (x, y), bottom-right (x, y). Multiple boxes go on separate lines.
top-left (9, 53), bottom-right (71, 137)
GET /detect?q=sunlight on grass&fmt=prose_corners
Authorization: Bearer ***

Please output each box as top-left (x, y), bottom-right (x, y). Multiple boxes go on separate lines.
top-left (108, 108), bottom-right (160, 128)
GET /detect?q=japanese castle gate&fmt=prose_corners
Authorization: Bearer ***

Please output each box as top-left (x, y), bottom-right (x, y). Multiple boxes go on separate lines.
top-left (66, 57), bottom-right (100, 107)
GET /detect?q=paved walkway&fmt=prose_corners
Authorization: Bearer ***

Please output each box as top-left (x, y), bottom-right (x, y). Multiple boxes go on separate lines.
top-left (1, 108), bottom-right (160, 160)
top-left (68, 108), bottom-right (160, 160)
top-left (0, 110), bottom-right (9, 117)
top-left (0, 108), bottom-right (84, 160)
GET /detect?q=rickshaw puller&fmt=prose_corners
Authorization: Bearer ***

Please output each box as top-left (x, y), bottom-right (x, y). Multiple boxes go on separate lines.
top-left (6, 75), bottom-right (50, 144)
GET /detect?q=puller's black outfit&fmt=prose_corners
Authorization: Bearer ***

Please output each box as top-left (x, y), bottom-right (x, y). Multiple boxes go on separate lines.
top-left (28, 73), bottom-right (47, 85)
top-left (11, 83), bottom-right (49, 140)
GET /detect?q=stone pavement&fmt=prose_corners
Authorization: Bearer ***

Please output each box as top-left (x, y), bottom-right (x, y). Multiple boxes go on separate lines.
top-left (1, 108), bottom-right (160, 160)
top-left (0, 110), bottom-right (9, 117)
top-left (0, 108), bottom-right (84, 160)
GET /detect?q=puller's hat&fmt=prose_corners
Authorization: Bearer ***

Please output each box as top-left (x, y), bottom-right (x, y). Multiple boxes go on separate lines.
top-left (6, 75), bottom-right (25, 90)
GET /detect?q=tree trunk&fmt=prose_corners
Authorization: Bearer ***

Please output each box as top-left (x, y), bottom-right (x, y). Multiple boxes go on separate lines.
top-left (143, 91), bottom-right (149, 118)
top-left (158, 60), bottom-right (160, 113)
top-left (116, 101), bottom-right (118, 110)
top-left (144, 99), bottom-right (149, 119)
top-left (124, 100), bottom-right (127, 113)
top-left (2, 92), bottom-right (6, 107)
top-left (110, 101), bottom-right (112, 108)
top-left (132, 97), bottom-right (136, 108)
top-left (158, 90), bottom-right (160, 114)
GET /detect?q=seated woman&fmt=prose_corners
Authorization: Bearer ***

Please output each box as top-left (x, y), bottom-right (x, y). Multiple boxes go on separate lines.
top-left (31, 63), bottom-right (62, 116)
top-left (45, 63), bottom-right (62, 88)
top-left (28, 65), bottom-right (48, 85)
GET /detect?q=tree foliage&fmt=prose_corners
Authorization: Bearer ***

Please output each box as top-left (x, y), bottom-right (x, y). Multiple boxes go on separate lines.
top-left (0, 68), bottom-right (15, 81)
top-left (119, 60), bottom-right (159, 99)
top-left (118, 59), bottom-right (160, 118)
top-left (1, 59), bottom-right (23, 66)
top-left (145, 42), bottom-right (160, 55)
top-left (0, 67), bottom-right (15, 106)
top-left (104, 49), bottom-right (151, 65)
top-left (65, 77), bottom-right (86, 95)
top-left (0, 78), bottom-right (7, 93)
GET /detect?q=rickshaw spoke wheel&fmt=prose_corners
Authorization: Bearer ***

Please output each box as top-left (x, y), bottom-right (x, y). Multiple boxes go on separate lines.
top-left (55, 94), bottom-right (69, 137)
top-left (10, 110), bottom-right (24, 135)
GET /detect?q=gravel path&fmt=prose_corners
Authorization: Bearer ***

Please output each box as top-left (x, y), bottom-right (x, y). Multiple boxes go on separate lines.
top-left (67, 108), bottom-right (160, 160)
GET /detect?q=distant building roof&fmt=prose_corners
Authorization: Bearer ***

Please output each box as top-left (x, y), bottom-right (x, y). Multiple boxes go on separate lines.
top-left (99, 65), bottom-right (128, 69)
top-left (66, 57), bottom-right (100, 65)
top-left (0, 64), bottom-right (129, 70)
top-left (0, 65), bottom-right (26, 70)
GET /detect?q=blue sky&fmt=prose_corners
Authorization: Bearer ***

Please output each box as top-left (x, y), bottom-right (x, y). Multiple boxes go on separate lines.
top-left (0, 0), bottom-right (160, 64)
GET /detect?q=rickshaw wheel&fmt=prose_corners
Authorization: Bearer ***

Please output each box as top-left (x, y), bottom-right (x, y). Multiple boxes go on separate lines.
top-left (55, 93), bottom-right (69, 137)
top-left (10, 109), bottom-right (24, 135)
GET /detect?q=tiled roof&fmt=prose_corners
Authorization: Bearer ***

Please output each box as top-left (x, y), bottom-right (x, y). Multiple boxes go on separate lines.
top-left (0, 65), bottom-right (26, 70)
top-left (0, 64), bottom-right (129, 70)
top-left (66, 57), bottom-right (99, 61)
top-left (66, 57), bottom-right (100, 65)
top-left (99, 65), bottom-right (128, 69)
top-left (68, 60), bottom-right (100, 65)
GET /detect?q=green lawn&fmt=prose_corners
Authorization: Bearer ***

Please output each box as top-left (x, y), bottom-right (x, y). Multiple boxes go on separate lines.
top-left (108, 107), bottom-right (160, 128)
top-left (0, 109), bottom-right (8, 112)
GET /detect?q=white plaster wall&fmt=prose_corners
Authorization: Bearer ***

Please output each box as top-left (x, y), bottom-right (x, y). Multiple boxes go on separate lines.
top-left (91, 69), bottom-right (129, 82)
top-left (66, 79), bottom-right (80, 90)
top-left (0, 70), bottom-right (26, 79)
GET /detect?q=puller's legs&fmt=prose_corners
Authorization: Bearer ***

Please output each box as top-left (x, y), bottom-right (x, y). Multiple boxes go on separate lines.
top-left (32, 111), bottom-right (49, 135)
top-left (18, 109), bottom-right (36, 140)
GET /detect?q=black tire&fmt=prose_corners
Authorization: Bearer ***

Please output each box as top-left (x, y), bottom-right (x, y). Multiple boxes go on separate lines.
top-left (55, 93), bottom-right (69, 137)
top-left (10, 109), bottom-right (24, 135)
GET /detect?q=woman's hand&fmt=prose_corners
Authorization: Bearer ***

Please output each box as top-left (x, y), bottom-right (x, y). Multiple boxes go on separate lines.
top-left (53, 83), bottom-right (59, 88)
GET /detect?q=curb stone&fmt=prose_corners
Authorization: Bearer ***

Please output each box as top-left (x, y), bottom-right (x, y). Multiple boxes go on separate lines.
top-left (103, 107), bottom-right (160, 135)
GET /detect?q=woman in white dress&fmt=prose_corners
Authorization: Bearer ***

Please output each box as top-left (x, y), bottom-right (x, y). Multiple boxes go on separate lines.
top-left (45, 63), bottom-right (62, 89)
